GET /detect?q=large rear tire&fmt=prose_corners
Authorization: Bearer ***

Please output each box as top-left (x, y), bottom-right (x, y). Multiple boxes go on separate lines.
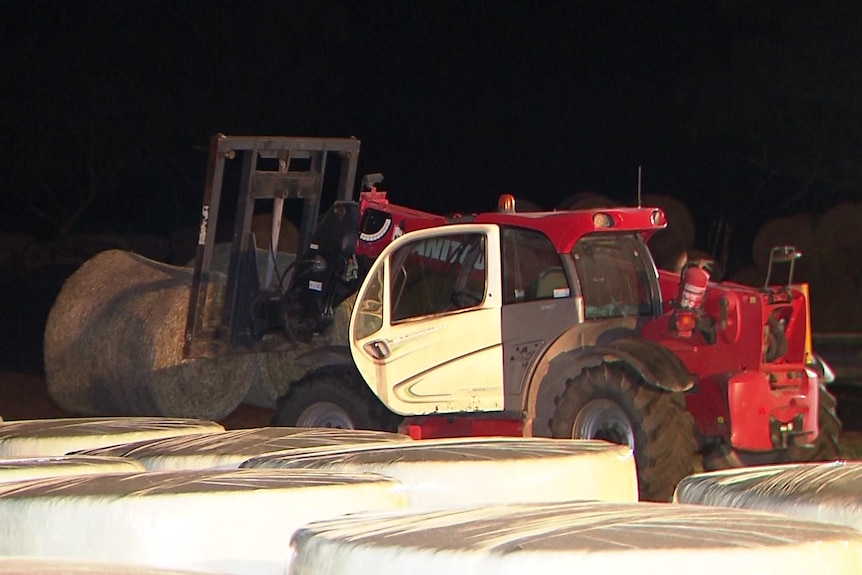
top-left (550, 363), bottom-right (697, 502)
top-left (272, 364), bottom-right (401, 432)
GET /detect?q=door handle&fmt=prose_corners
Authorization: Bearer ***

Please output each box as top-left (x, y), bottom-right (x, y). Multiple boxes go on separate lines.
top-left (363, 340), bottom-right (391, 360)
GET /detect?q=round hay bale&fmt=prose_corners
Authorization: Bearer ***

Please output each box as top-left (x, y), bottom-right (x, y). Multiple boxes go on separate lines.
top-left (659, 248), bottom-right (714, 274)
top-left (249, 214), bottom-right (300, 254)
top-left (199, 243), bottom-right (296, 290)
top-left (245, 293), bottom-right (358, 409)
top-left (752, 214), bottom-right (817, 280)
top-left (171, 216), bottom-right (300, 267)
top-left (44, 250), bottom-right (256, 419)
top-left (59, 234), bottom-right (171, 267)
top-left (810, 202), bottom-right (862, 331)
top-left (555, 192), bottom-right (616, 211)
top-left (815, 202), bottom-right (862, 271)
top-left (728, 265), bottom-right (764, 288)
top-left (809, 272), bottom-right (861, 333)
top-left (241, 352), bottom-right (301, 410)
top-left (641, 194), bottom-right (695, 272)
top-left (512, 197), bottom-right (544, 212)
top-left (168, 225), bottom-right (199, 266)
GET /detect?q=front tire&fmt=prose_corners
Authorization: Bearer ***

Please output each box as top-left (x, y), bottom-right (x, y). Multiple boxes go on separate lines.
top-left (272, 364), bottom-right (401, 432)
top-left (550, 363), bottom-right (697, 502)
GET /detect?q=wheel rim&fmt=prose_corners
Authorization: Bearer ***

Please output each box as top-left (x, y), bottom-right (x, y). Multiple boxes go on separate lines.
top-left (572, 398), bottom-right (635, 448)
top-left (296, 402), bottom-right (355, 429)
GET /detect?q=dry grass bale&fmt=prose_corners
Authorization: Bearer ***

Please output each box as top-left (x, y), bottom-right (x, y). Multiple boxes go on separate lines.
top-left (641, 194), bottom-right (695, 271)
top-left (555, 192), bottom-right (617, 211)
top-left (512, 197), bottom-right (544, 212)
top-left (809, 272), bottom-right (861, 332)
top-left (176, 235), bottom-right (345, 410)
top-left (246, 293), bottom-right (358, 409)
top-left (809, 202), bottom-right (862, 331)
top-left (168, 225), bottom-right (200, 266)
top-left (663, 248), bottom-right (714, 274)
top-left (58, 234), bottom-right (171, 266)
top-left (815, 202), bottom-right (862, 266)
top-left (752, 214), bottom-right (817, 280)
top-left (249, 213), bottom-right (300, 254)
top-left (170, 216), bottom-right (300, 267)
top-left (204, 243), bottom-right (297, 290)
top-left (44, 250), bottom-right (257, 419)
top-left (728, 265), bottom-right (765, 287)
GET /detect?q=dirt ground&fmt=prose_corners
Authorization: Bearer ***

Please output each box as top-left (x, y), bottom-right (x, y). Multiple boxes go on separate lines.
top-left (0, 371), bottom-right (273, 429)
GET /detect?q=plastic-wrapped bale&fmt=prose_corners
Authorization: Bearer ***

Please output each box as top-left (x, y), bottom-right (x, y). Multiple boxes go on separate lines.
top-left (0, 455), bottom-right (145, 483)
top-left (43, 249), bottom-right (259, 418)
top-left (77, 427), bottom-right (412, 471)
top-left (243, 436), bottom-right (638, 507)
top-left (673, 461), bottom-right (862, 531)
top-left (0, 468), bottom-right (406, 575)
top-left (289, 501), bottom-right (862, 575)
top-left (0, 557), bottom-right (224, 575)
top-left (0, 417), bottom-right (224, 457)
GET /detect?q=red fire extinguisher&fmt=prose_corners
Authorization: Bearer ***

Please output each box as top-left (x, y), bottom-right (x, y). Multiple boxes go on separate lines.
top-left (672, 262), bottom-right (711, 337)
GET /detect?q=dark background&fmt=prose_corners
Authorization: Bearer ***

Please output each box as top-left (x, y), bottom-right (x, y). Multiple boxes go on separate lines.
top-left (1, 1), bottom-right (861, 371)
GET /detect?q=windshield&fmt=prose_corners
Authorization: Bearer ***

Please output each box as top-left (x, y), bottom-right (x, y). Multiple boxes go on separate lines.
top-left (571, 234), bottom-right (657, 320)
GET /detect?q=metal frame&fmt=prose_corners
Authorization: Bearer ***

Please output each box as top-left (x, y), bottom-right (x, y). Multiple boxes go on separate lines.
top-left (764, 245), bottom-right (802, 288)
top-left (183, 134), bottom-right (360, 359)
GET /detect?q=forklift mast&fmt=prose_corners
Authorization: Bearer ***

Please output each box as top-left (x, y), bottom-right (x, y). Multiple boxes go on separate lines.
top-left (183, 134), bottom-right (361, 359)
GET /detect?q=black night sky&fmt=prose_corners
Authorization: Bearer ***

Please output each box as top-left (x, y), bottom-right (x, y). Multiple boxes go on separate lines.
top-left (2, 2), bottom-right (861, 272)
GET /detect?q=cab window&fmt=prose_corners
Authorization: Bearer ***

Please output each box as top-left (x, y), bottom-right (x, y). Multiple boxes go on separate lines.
top-left (571, 234), bottom-right (656, 319)
top-left (501, 227), bottom-right (569, 305)
top-left (390, 233), bottom-right (486, 322)
top-left (353, 264), bottom-right (384, 340)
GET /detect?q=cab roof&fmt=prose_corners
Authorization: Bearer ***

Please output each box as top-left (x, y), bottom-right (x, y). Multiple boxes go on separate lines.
top-left (473, 207), bottom-right (666, 253)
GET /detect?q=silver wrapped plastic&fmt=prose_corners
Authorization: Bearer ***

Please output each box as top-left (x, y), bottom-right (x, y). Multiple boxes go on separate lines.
top-left (674, 461), bottom-right (862, 530)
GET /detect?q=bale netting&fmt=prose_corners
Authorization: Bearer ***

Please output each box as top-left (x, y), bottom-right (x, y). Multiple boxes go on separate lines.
top-left (169, 215), bottom-right (300, 267)
top-left (249, 213), bottom-right (300, 254)
top-left (44, 250), bottom-right (257, 419)
top-left (146, 236), bottom-right (353, 411)
top-left (244, 293), bottom-right (358, 409)
top-left (198, 243), bottom-right (297, 289)
top-left (641, 194), bottom-right (695, 271)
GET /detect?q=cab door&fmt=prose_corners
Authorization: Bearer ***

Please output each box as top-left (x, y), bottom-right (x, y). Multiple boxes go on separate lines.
top-left (349, 224), bottom-right (504, 415)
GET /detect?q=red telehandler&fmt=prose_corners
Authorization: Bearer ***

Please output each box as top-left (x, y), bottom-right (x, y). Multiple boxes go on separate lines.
top-left (45, 135), bottom-right (841, 501)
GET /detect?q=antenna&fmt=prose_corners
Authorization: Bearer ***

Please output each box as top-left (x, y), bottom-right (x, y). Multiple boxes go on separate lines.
top-left (637, 165), bottom-right (643, 208)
